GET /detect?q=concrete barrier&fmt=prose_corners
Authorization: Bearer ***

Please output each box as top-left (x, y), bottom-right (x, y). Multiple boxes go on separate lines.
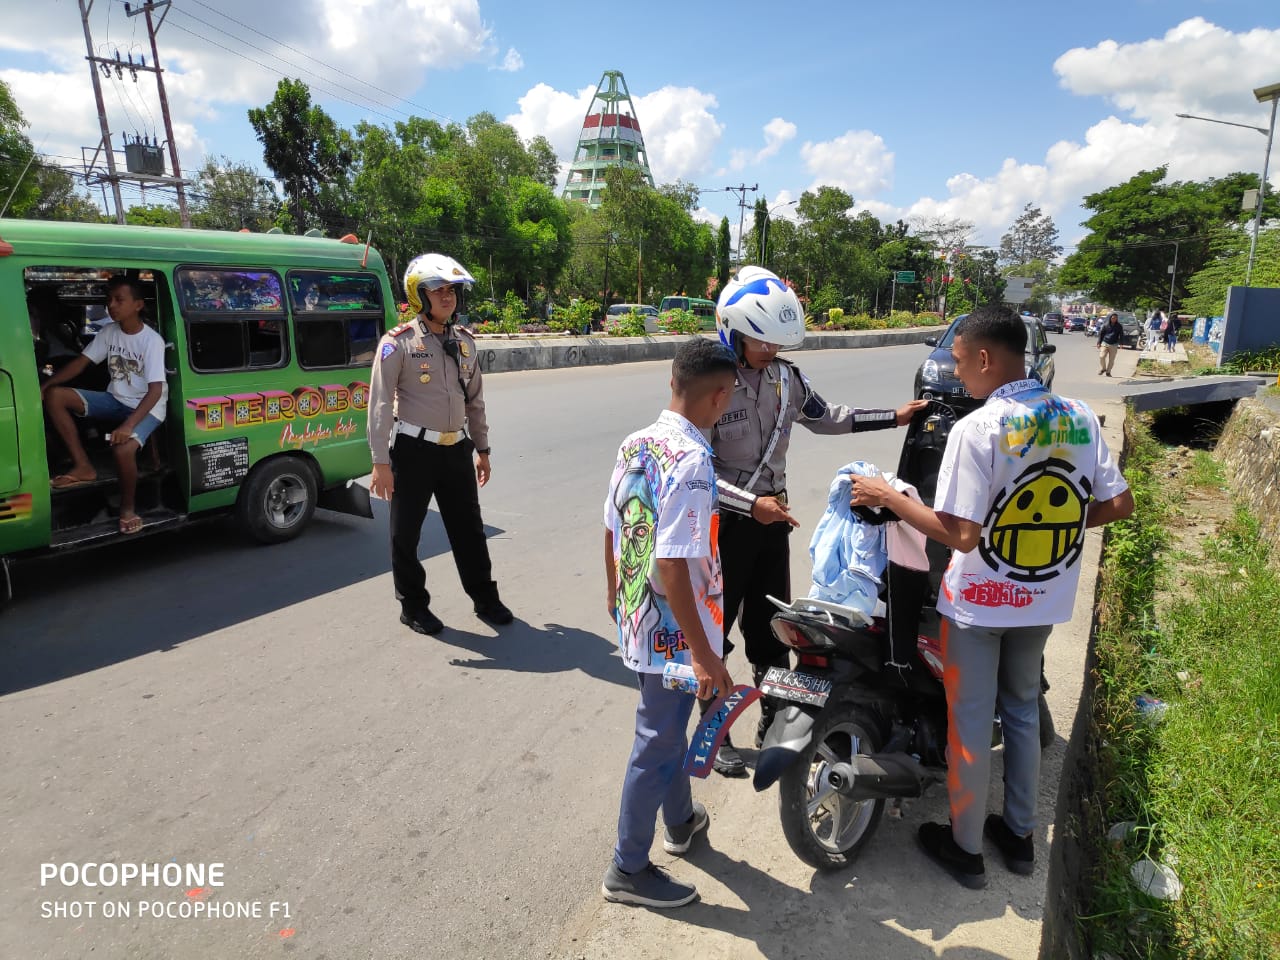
top-left (470, 328), bottom-right (942, 373)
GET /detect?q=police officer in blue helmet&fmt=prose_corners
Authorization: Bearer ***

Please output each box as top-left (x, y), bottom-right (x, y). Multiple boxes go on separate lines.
top-left (704, 266), bottom-right (926, 776)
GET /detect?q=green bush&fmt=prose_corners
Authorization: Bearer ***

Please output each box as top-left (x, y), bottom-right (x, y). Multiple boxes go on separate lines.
top-left (848, 314), bottom-right (886, 330)
top-left (611, 309), bottom-right (650, 337)
top-left (552, 299), bottom-right (599, 333)
top-left (827, 307), bottom-right (844, 325)
top-left (809, 283), bottom-right (841, 316)
top-left (660, 308), bottom-right (701, 335)
top-left (915, 311), bottom-right (945, 326)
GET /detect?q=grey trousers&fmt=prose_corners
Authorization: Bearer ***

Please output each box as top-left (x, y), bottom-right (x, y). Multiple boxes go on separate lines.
top-left (941, 616), bottom-right (1052, 854)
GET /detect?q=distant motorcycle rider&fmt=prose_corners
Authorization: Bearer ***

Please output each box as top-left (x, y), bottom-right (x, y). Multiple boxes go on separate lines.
top-left (704, 266), bottom-right (926, 776)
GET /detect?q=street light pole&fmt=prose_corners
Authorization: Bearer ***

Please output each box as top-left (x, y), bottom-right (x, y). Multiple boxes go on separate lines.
top-left (761, 199), bottom-right (797, 269)
top-left (1176, 82), bottom-right (1279, 286)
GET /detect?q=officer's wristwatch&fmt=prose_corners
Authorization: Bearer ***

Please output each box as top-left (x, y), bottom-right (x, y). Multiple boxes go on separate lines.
top-left (476, 447), bottom-right (491, 455)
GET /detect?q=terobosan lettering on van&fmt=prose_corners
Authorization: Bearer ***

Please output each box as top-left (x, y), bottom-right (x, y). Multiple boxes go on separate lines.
top-left (187, 382), bottom-right (370, 431)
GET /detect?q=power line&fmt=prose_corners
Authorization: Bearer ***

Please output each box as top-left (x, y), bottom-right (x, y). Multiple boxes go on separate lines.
top-left (179, 0), bottom-right (454, 123)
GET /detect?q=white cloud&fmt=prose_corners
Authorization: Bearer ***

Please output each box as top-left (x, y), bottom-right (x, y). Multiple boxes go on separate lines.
top-left (889, 19), bottom-right (1280, 248)
top-left (494, 48), bottom-right (524, 72)
top-left (730, 116), bottom-right (796, 170)
top-left (800, 130), bottom-right (894, 197)
top-left (319, 0), bottom-right (491, 69)
top-left (505, 82), bottom-right (724, 186)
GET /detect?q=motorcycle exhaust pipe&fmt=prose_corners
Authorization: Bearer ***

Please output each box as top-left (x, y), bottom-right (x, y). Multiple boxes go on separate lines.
top-left (825, 752), bottom-right (937, 801)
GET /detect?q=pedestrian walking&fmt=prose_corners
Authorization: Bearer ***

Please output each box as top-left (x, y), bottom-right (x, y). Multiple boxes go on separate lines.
top-left (1097, 313), bottom-right (1122, 376)
top-left (1165, 313), bottom-right (1180, 352)
top-left (600, 338), bottom-right (738, 909)
top-left (851, 305), bottom-right (1133, 889)
top-left (367, 253), bottom-right (513, 635)
top-left (704, 266), bottom-right (926, 777)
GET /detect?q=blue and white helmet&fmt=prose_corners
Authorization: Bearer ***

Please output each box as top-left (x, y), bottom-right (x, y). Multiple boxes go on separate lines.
top-left (716, 266), bottom-right (805, 350)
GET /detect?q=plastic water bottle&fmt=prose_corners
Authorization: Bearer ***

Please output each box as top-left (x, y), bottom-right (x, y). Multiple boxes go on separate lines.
top-left (662, 662), bottom-right (699, 694)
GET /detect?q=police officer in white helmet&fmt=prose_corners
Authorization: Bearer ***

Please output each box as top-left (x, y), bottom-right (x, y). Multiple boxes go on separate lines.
top-left (368, 253), bottom-right (513, 635)
top-left (704, 266), bottom-right (926, 776)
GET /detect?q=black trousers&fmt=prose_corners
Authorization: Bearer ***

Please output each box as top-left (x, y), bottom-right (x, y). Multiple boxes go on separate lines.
top-left (719, 509), bottom-right (793, 669)
top-left (389, 435), bottom-right (496, 611)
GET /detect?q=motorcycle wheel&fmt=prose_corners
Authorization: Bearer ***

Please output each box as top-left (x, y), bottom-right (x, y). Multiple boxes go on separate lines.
top-left (777, 706), bottom-right (885, 871)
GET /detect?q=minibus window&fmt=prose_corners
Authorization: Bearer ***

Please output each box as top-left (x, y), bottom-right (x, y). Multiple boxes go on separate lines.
top-left (288, 270), bottom-right (383, 369)
top-left (177, 267), bottom-right (287, 372)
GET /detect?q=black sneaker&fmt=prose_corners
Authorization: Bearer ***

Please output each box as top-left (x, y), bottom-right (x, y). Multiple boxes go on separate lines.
top-left (663, 802), bottom-right (709, 855)
top-left (400, 607), bottom-right (444, 635)
top-left (601, 862), bottom-right (697, 908)
top-left (474, 598), bottom-right (514, 625)
top-left (712, 737), bottom-right (748, 778)
top-left (984, 814), bottom-right (1034, 875)
top-left (917, 821), bottom-right (987, 889)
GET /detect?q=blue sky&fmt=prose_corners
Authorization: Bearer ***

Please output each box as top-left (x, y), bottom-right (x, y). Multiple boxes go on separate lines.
top-left (3, 0), bottom-right (1278, 252)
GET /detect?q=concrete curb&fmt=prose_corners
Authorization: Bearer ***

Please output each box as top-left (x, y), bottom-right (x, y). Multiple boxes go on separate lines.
top-left (470, 328), bottom-right (943, 373)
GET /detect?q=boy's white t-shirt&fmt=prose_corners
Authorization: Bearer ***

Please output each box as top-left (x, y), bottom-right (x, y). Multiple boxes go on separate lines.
top-left (935, 379), bottom-right (1128, 627)
top-left (603, 409), bottom-right (724, 674)
top-left (81, 322), bottom-right (169, 421)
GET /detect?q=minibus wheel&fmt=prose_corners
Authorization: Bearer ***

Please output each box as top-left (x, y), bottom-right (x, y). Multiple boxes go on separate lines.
top-left (238, 456), bottom-right (318, 544)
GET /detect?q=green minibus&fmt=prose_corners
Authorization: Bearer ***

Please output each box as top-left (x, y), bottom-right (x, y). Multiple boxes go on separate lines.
top-left (0, 220), bottom-right (393, 602)
top-left (657, 295), bottom-right (718, 331)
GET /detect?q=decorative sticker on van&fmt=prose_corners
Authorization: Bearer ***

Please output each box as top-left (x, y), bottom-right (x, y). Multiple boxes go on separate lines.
top-left (0, 493), bottom-right (33, 523)
top-left (188, 382), bottom-right (369, 430)
top-left (187, 381), bottom-right (369, 451)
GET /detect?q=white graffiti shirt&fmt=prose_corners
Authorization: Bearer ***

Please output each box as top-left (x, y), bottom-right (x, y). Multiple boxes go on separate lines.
top-left (935, 380), bottom-right (1128, 627)
top-left (603, 410), bottom-right (724, 673)
top-left (81, 322), bottom-right (169, 421)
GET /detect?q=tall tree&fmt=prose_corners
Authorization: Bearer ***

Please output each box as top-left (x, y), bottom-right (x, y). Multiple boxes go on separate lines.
top-left (1, 77), bottom-right (100, 221)
top-left (248, 78), bottom-right (353, 233)
top-left (715, 217), bottom-right (731, 294)
top-left (999, 203), bottom-right (1062, 265)
top-left (1183, 227), bottom-right (1280, 316)
top-left (191, 156), bottom-right (279, 232)
top-left (910, 215), bottom-right (975, 256)
top-left (1060, 166), bottom-right (1279, 307)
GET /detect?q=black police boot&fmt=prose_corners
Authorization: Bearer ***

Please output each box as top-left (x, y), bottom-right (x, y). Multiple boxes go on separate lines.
top-left (474, 595), bottom-right (514, 626)
top-left (698, 691), bottom-right (747, 778)
top-left (400, 606), bottom-right (444, 635)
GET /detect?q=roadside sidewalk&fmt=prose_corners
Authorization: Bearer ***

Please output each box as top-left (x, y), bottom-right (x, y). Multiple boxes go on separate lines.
top-left (552, 354), bottom-right (1138, 960)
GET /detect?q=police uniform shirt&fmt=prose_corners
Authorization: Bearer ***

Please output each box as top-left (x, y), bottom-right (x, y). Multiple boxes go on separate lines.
top-left (367, 319), bottom-right (488, 464)
top-left (934, 379), bottom-right (1128, 628)
top-left (710, 358), bottom-right (895, 496)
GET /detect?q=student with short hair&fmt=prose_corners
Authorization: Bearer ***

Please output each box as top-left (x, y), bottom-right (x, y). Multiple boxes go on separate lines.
top-left (851, 304), bottom-right (1134, 889)
top-left (40, 276), bottom-right (167, 535)
top-left (600, 337), bottom-right (738, 909)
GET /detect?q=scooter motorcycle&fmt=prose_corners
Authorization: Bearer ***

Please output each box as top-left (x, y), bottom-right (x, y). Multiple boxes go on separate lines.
top-left (751, 399), bottom-right (1053, 872)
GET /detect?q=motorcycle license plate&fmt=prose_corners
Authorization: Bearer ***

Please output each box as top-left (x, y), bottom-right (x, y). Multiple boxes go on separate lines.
top-left (760, 667), bottom-right (832, 707)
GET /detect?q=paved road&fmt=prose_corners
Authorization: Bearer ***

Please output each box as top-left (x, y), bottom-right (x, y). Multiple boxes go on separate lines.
top-left (0, 333), bottom-right (1128, 959)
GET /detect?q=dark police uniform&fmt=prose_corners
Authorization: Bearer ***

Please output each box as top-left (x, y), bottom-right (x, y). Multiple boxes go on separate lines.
top-left (368, 318), bottom-right (501, 617)
top-left (712, 357), bottom-right (899, 674)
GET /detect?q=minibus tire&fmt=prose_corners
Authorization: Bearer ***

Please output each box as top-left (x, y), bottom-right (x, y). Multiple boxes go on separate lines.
top-left (238, 457), bottom-right (318, 544)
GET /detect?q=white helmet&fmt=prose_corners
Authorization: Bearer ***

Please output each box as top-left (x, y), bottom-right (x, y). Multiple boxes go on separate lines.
top-left (404, 253), bottom-right (475, 317)
top-left (716, 266), bottom-right (805, 350)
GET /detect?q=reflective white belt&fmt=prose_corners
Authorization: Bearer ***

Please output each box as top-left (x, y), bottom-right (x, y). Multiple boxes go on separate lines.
top-left (395, 421), bottom-right (465, 446)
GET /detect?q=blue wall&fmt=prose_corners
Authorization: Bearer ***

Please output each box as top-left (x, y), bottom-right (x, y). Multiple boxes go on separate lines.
top-left (1219, 286), bottom-right (1280, 365)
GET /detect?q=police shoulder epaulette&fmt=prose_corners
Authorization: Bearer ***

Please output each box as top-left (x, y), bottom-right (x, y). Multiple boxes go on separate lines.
top-left (388, 321), bottom-right (416, 337)
top-left (453, 324), bottom-right (476, 341)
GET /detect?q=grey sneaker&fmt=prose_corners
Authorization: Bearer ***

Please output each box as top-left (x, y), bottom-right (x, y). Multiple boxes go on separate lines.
top-left (662, 801), bottom-right (709, 855)
top-left (601, 862), bottom-right (698, 908)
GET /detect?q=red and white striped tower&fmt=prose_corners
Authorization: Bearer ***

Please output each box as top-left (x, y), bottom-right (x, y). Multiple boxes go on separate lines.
top-left (562, 70), bottom-right (655, 207)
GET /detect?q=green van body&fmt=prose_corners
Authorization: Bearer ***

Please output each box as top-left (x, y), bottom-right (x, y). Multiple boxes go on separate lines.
top-left (657, 295), bottom-right (718, 331)
top-left (0, 220), bottom-right (393, 579)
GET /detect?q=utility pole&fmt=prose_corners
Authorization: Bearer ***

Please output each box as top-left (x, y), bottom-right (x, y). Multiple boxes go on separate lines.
top-left (79, 0), bottom-right (125, 223)
top-left (723, 183), bottom-right (758, 265)
top-left (127, 0), bottom-right (190, 227)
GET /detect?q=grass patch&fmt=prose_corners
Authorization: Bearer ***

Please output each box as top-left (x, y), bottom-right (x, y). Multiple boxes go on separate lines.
top-left (1080, 416), bottom-right (1280, 959)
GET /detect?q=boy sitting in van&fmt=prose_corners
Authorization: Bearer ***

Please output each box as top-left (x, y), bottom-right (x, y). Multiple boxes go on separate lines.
top-left (40, 276), bottom-right (168, 534)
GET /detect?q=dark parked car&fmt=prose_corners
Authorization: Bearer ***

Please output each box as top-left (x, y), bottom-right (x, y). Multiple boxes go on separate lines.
top-left (913, 314), bottom-right (1056, 408)
top-left (1063, 315), bottom-right (1087, 332)
top-left (1115, 312), bottom-right (1141, 348)
top-left (1042, 312), bottom-right (1064, 333)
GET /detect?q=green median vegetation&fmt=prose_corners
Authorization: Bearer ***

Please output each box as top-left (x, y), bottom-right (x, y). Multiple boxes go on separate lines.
top-left (1082, 414), bottom-right (1280, 959)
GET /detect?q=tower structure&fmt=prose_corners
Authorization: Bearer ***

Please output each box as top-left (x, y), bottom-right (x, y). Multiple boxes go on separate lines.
top-left (562, 70), bottom-right (654, 207)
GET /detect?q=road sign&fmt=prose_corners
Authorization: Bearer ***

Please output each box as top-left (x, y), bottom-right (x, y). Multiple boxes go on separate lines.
top-left (894, 271), bottom-right (916, 283)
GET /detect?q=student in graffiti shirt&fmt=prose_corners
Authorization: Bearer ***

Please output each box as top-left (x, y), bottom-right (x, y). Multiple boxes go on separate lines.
top-left (851, 305), bottom-right (1133, 889)
top-left (41, 276), bottom-right (168, 535)
top-left (600, 338), bottom-right (737, 909)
